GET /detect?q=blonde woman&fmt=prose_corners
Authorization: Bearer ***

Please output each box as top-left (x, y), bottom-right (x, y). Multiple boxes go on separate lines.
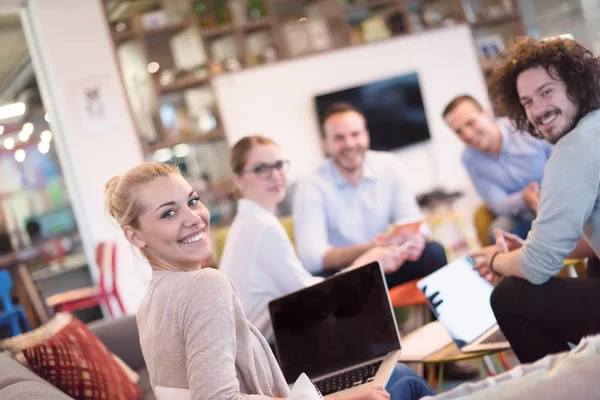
top-left (104, 162), bottom-right (390, 399)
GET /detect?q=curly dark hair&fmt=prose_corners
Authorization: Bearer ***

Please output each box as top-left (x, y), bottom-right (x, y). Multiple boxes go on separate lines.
top-left (489, 37), bottom-right (600, 136)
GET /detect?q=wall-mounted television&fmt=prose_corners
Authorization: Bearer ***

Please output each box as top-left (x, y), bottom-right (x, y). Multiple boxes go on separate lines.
top-left (315, 72), bottom-right (431, 151)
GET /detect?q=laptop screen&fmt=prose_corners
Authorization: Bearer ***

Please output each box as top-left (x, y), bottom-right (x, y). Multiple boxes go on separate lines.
top-left (416, 256), bottom-right (498, 348)
top-left (269, 262), bottom-right (400, 383)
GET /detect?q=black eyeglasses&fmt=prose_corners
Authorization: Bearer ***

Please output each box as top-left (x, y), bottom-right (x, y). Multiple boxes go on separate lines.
top-left (243, 160), bottom-right (290, 179)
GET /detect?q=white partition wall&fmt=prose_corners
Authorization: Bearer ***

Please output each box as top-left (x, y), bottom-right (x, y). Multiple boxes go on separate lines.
top-left (213, 25), bottom-right (489, 201)
top-left (22, 0), bottom-right (149, 313)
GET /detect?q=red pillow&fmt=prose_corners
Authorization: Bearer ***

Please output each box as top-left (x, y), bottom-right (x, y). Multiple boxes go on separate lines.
top-left (21, 317), bottom-right (142, 400)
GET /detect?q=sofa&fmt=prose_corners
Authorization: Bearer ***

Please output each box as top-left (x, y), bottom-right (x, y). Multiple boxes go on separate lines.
top-left (0, 315), bottom-right (155, 400)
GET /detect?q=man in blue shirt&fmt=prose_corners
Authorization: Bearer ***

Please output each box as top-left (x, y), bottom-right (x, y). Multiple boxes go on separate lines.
top-left (443, 95), bottom-right (552, 242)
top-left (293, 102), bottom-right (447, 288)
top-left (293, 102), bottom-right (479, 379)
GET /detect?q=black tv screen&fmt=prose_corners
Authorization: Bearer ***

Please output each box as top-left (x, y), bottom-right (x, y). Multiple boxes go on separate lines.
top-left (315, 73), bottom-right (431, 151)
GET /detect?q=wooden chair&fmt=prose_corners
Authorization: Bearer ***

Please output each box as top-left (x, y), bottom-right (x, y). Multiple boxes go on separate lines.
top-left (45, 241), bottom-right (126, 318)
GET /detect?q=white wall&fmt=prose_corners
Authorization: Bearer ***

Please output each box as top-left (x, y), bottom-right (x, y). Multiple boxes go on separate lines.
top-left (22, 0), bottom-right (149, 314)
top-left (213, 25), bottom-right (488, 208)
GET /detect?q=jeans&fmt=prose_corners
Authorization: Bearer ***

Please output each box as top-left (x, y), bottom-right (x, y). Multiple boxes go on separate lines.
top-left (386, 364), bottom-right (435, 400)
top-left (384, 241), bottom-right (447, 289)
top-left (491, 275), bottom-right (600, 364)
top-left (488, 215), bottom-right (533, 244)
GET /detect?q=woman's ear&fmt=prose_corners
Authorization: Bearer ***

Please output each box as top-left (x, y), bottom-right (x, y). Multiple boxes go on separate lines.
top-left (232, 173), bottom-right (244, 193)
top-left (124, 226), bottom-right (147, 249)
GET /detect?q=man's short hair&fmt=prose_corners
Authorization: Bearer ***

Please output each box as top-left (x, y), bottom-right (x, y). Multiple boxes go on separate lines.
top-left (442, 95), bottom-right (483, 118)
top-left (320, 102), bottom-right (366, 138)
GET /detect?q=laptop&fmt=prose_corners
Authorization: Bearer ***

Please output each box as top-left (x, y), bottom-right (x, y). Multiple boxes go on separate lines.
top-left (269, 262), bottom-right (402, 396)
top-left (416, 256), bottom-right (510, 353)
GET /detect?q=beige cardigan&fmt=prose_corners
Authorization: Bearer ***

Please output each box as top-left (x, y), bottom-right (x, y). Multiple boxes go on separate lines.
top-left (137, 268), bottom-right (290, 399)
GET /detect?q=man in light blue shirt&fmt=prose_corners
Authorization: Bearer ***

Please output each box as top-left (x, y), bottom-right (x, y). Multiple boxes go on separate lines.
top-left (293, 103), bottom-right (448, 288)
top-left (443, 95), bottom-right (552, 242)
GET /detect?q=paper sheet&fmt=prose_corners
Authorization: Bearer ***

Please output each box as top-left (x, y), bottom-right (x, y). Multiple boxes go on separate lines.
top-left (399, 321), bottom-right (454, 362)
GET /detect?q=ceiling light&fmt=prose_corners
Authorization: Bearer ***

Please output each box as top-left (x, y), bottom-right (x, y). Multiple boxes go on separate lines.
top-left (15, 149), bottom-right (25, 162)
top-left (38, 141), bottom-right (50, 154)
top-left (41, 130), bottom-right (52, 143)
top-left (44, 113), bottom-right (50, 122)
top-left (153, 148), bottom-right (173, 163)
top-left (22, 122), bottom-right (34, 135)
top-left (173, 143), bottom-right (190, 158)
top-left (147, 62), bottom-right (160, 74)
top-left (18, 130), bottom-right (30, 142)
top-left (0, 102), bottom-right (26, 121)
top-left (4, 137), bottom-right (14, 149)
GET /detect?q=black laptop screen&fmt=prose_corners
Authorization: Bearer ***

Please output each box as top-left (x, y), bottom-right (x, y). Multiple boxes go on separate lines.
top-left (269, 263), bottom-right (400, 382)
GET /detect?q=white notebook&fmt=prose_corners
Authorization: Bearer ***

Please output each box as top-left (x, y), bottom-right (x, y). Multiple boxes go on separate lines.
top-left (399, 321), bottom-right (453, 362)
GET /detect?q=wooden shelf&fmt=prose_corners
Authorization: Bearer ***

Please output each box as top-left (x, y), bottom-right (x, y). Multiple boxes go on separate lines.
top-left (345, 0), bottom-right (401, 12)
top-left (142, 18), bottom-right (196, 36)
top-left (143, 128), bottom-right (226, 155)
top-left (112, 30), bottom-right (136, 45)
top-left (200, 25), bottom-right (235, 38)
top-left (158, 77), bottom-right (211, 94)
top-left (240, 18), bottom-right (273, 32)
top-left (472, 13), bottom-right (520, 28)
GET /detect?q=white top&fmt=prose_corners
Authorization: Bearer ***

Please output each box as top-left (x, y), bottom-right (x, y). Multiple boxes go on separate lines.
top-left (220, 199), bottom-right (323, 341)
top-left (293, 150), bottom-right (424, 274)
top-left (136, 268), bottom-right (289, 399)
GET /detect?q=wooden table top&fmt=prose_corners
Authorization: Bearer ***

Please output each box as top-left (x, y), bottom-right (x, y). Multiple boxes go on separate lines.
top-left (401, 322), bottom-right (511, 364)
top-left (0, 248), bottom-right (40, 269)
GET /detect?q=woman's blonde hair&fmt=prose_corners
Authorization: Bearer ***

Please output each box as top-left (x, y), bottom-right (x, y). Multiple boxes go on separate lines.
top-left (104, 162), bottom-right (180, 229)
top-left (230, 135), bottom-right (277, 175)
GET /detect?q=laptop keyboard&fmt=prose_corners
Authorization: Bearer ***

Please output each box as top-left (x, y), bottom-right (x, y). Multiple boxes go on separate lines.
top-left (313, 360), bottom-right (382, 396)
top-left (480, 329), bottom-right (507, 344)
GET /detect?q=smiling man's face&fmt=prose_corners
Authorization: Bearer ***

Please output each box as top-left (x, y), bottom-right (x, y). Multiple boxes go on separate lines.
top-left (517, 66), bottom-right (579, 144)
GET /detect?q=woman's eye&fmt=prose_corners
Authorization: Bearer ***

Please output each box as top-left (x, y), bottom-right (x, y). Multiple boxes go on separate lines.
top-left (162, 210), bottom-right (175, 218)
top-left (254, 165), bottom-right (267, 174)
top-left (188, 198), bottom-right (199, 207)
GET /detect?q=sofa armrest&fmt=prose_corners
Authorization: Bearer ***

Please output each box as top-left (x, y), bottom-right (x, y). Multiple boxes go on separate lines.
top-left (88, 315), bottom-right (146, 370)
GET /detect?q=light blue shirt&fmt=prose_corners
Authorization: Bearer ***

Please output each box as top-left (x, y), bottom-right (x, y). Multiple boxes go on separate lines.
top-left (462, 117), bottom-right (553, 217)
top-left (292, 151), bottom-right (423, 274)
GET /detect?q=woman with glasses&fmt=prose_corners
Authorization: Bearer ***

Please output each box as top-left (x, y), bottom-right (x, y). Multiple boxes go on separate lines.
top-left (219, 136), bottom-right (434, 400)
top-left (220, 135), bottom-right (324, 342)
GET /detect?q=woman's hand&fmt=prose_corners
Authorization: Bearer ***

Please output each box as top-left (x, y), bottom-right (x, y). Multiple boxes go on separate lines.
top-left (327, 385), bottom-right (390, 400)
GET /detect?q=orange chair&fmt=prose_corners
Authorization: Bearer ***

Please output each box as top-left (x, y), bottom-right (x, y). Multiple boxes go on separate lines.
top-left (388, 279), bottom-right (431, 327)
top-left (46, 241), bottom-right (126, 318)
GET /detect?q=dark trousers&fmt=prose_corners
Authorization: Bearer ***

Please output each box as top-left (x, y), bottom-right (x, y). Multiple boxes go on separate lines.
top-left (491, 259), bottom-right (600, 364)
top-left (315, 241), bottom-right (447, 289)
top-left (384, 241), bottom-right (447, 288)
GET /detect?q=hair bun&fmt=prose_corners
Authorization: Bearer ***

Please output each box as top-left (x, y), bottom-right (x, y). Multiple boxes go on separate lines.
top-left (104, 175), bottom-right (121, 219)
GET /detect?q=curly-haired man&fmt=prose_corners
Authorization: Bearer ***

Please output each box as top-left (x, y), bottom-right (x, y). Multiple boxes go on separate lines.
top-left (471, 36), bottom-right (600, 364)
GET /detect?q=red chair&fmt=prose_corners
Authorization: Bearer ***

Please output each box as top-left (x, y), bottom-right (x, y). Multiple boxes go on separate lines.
top-left (388, 279), bottom-right (431, 326)
top-left (46, 241), bottom-right (126, 317)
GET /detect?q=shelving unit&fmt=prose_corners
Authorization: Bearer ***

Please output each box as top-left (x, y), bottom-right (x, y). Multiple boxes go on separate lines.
top-left (104, 0), bottom-right (524, 221)
top-left (142, 127), bottom-right (226, 155)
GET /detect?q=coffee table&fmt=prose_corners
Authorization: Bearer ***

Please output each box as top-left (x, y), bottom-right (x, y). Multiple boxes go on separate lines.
top-left (400, 322), bottom-right (513, 392)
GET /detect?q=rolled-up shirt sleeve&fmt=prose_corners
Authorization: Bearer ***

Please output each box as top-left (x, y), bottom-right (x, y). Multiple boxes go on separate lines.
top-left (519, 133), bottom-right (600, 285)
top-left (292, 178), bottom-right (331, 274)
